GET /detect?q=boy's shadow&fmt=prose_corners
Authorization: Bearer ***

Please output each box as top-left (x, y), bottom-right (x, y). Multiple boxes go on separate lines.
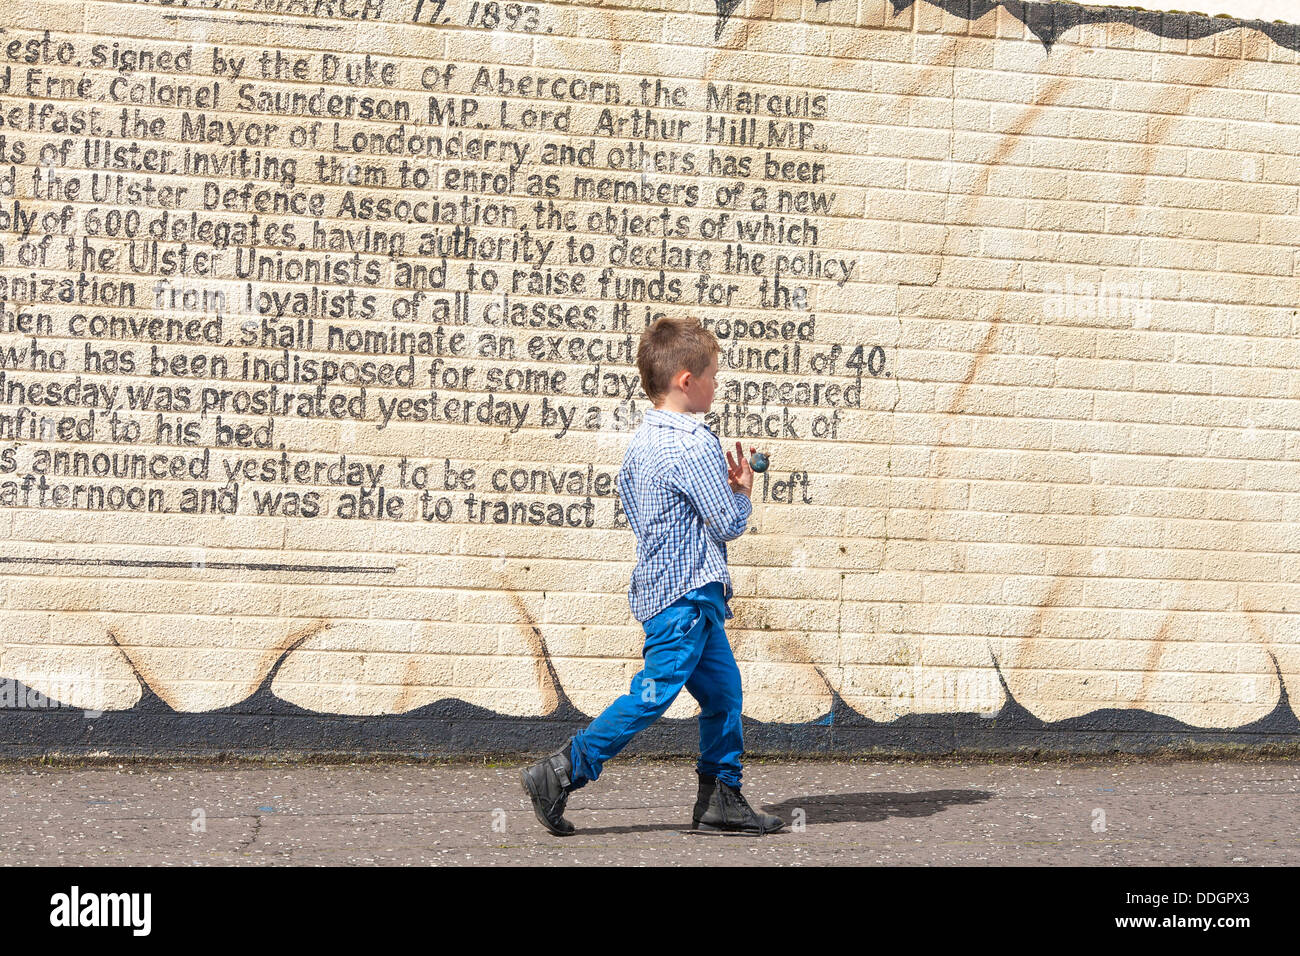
top-left (576, 789), bottom-right (994, 835)
top-left (764, 789), bottom-right (994, 824)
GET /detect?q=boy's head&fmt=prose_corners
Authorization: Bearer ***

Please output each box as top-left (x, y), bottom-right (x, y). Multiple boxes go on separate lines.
top-left (637, 316), bottom-right (720, 413)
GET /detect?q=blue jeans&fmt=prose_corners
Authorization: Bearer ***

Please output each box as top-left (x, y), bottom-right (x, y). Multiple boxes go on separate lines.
top-left (568, 581), bottom-right (744, 789)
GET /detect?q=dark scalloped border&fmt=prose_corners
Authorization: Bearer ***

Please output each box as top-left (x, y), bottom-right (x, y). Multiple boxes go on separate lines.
top-left (2, 632), bottom-right (1295, 756)
top-left (714, 0), bottom-right (1300, 51)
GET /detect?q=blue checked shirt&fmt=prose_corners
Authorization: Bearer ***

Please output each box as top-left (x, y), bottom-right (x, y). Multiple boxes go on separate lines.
top-left (618, 408), bottom-right (752, 622)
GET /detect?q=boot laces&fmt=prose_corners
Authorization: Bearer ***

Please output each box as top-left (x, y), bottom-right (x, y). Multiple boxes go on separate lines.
top-left (723, 783), bottom-right (756, 818)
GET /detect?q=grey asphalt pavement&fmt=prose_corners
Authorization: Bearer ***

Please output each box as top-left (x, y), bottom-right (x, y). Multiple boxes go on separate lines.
top-left (0, 757), bottom-right (1295, 865)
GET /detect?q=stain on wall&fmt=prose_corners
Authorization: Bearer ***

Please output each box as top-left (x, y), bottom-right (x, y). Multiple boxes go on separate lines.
top-left (0, 0), bottom-right (1297, 756)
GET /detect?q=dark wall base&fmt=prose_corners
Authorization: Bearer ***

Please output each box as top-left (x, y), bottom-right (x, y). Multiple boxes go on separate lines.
top-left (3, 649), bottom-right (1297, 758)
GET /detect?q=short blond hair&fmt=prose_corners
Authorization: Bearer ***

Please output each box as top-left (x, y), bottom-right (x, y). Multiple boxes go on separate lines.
top-left (636, 316), bottom-right (721, 404)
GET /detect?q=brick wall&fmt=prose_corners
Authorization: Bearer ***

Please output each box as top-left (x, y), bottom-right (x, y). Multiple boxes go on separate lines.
top-left (0, 0), bottom-right (1296, 754)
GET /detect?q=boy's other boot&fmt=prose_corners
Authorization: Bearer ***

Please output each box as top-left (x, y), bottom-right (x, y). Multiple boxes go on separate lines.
top-left (521, 740), bottom-right (579, 836)
top-left (691, 772), bottom-right (785, 834)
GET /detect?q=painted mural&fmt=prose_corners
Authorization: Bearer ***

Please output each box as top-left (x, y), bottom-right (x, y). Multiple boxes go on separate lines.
top-left (0, 0), bottom-right (1297, 754)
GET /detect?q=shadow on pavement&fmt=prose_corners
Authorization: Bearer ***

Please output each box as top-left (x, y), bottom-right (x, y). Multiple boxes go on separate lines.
top-left (562, 789), bottom-right (994, 834)
top-left (764, 789), bottom-right (995, 825)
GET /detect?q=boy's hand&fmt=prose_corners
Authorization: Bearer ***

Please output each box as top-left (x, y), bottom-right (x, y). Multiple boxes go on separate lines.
top-left (725, 442), bottom-right (755, 497)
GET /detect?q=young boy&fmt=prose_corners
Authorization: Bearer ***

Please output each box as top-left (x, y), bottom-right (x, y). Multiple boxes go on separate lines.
top-left (521, 316), bottom-right (785, 836)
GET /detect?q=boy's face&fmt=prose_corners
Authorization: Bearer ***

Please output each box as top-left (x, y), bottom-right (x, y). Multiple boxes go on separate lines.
top-left (676, 353), bottom-right (717, 413)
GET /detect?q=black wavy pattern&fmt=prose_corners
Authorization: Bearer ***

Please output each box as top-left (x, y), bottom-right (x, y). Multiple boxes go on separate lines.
top-left (714, 0), bottom-right (1300, 51)
top-left (2, 636), bottom-right (1296, 756)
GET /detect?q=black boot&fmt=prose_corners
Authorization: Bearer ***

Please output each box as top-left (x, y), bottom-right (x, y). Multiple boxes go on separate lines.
top-left (691, 772), bottom-right (785, 834)
top-left (520, 740), bottom-right (579, 836)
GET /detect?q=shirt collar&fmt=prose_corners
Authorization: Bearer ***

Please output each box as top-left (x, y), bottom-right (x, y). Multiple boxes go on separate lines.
top-left (646, 407), bottom-right (704, 433)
